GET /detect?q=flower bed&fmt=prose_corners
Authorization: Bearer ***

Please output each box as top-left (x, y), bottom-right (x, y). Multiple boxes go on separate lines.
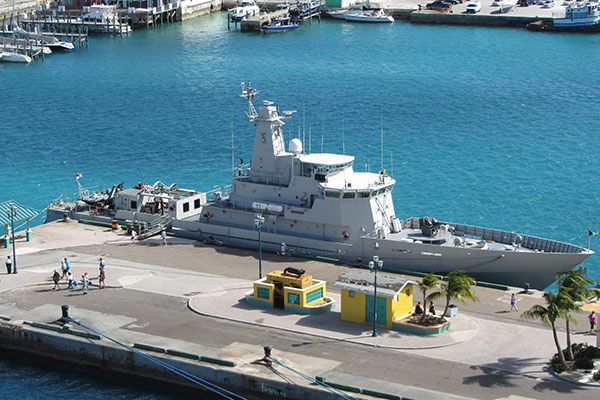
top-left (392, 315), bottom-right (450, 335)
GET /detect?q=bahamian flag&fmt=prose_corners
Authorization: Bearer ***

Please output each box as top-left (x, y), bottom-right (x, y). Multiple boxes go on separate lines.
top-left (590, 230), bottom-right (599, 236)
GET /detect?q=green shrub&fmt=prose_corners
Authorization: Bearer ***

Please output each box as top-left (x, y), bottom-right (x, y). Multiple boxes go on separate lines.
top-left (573, 356), bottom-right (594, 370)
top-left (550, 354), bottom-right (567, 374)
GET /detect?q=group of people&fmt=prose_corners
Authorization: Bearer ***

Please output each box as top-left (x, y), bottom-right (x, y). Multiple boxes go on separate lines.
top-left (51, 257), bottom-right (107, 294)
top-left (414, 301), bottom-right (436, 316)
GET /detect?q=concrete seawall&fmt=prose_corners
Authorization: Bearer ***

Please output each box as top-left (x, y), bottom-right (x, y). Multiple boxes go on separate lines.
top-left (410, 11), bottom-right (550, 27)
top-left (0, 321), bottom-right (342, 400)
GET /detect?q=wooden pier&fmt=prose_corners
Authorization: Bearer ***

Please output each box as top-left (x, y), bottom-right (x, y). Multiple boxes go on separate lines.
top-left (234, 4), bottom-right (321, 32)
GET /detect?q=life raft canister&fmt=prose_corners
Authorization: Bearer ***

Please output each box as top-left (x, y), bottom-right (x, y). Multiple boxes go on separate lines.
top-left (342, 231), bottom-right (350, 240)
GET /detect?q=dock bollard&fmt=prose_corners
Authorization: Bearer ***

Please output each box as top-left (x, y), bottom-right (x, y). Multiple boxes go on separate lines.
top-left (60, 305), bottom-right (70, 322)
top-left (111, 219), bottom-right (119, 231)
top-left (26, 229), bottom-right (32, 242)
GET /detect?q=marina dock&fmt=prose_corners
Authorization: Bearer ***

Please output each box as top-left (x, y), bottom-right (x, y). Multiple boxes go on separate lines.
top-left (0, 221), bottom-right (597, 399)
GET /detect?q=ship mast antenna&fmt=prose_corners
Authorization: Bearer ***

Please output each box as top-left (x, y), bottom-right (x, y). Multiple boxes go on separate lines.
top-left (240, 81), bottom-right (259, 121)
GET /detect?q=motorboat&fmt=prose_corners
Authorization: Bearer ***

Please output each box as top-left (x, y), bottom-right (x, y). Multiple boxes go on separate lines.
top-left (229, 0), bottom-right (260, 22)
top-left (344, 8), bottom-right (394, 22)
top-left (0, 51), bottom-right (32, 63)
top-left (492, 0), bottom-right (518, 12)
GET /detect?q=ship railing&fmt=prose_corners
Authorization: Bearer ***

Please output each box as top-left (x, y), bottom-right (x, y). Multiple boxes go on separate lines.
top-left (448, 222), bottom-right (583, 254)
top-left (238, 172), bottom-right (289, 187)
top-left (206, 185), bottom-right (232, 201)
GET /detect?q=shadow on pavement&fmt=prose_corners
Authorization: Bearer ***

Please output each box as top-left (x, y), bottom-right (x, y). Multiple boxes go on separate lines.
top-left (463, 365), bottom-right (518, 388)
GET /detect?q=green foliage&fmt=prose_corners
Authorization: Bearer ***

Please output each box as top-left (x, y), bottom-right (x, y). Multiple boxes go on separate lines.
top-left (550, 353), bottom-right (567, 373)
top-left (568, 343), bottom-right (600, 360)
top-left (573, 356), bottom-right (594, 370)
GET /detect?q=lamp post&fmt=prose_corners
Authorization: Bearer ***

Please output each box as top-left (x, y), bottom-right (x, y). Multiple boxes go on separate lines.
top-left (369, 255), bottom-right (383, 337)
top-left (7, 202), bottom-right (17, 274)
top-left (254, 214), bottom-right (264, 279)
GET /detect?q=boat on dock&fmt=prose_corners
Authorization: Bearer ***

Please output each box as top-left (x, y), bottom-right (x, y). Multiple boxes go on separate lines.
top-left (229, 0), bottom-right (261, 22)
top-left (0, 51), bottom-right (32, 63)
top-left (47, 84), bottom-right (594, 290)
top-left (344, 8), bottom-right (394, 22)
top-left (262, 18), bottom-right (299, 32)
top-left (492, 0), bottom-right (518, 13)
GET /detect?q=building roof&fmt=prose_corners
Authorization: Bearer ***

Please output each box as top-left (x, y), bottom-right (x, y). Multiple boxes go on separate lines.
top-left (0, 201), bottom-right (43, 226)
top-left (299, 153), bottom-right (355, 166)
top-left (332, 270), bottom-right (414, 298)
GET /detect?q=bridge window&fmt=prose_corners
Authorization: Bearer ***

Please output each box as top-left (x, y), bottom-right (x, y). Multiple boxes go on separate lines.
top-left (342, 192), bottom-right (355, 199)
top-left (357, 191), bottom-right (370, 198)
top-left (194, 199), bottom-right (200, 209)
top-left (183, 202), bottom-right (190, 212)
top-left (325, 190), bottom-right (340, 198)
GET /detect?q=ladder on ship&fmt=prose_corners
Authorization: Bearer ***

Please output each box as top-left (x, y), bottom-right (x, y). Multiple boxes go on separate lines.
top-left (134, 214), bottom-right (172, 240)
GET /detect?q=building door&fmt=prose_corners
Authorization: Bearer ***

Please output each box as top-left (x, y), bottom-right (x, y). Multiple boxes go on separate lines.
top-left (365, 295), bottom-right (386, 325)
top-left (274, 283), bottom-right (284, 309)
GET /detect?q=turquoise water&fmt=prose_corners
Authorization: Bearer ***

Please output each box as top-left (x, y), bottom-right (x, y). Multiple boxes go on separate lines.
top-left (1, 13), bottom-right (598, 278)
top-left (0, 11), bottom-right (599, 396)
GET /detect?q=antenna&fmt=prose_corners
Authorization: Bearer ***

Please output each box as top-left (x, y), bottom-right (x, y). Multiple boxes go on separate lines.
top-left (342, 117), bottom-right (345, 155)
top-left (231, 107), bottom-right (235, 177)
top-left (390, 151), bottom-right (394, 177)
top-left (380, 108), bottom-right (384, 173)
top-left (240, 80), bottom-right (259, 121)
top-left (308, 126), bottom-right (312, 154)
top-left (302, 103), bottom-right (306, 153)
top-left (321, 114), bottom-right (324, 153)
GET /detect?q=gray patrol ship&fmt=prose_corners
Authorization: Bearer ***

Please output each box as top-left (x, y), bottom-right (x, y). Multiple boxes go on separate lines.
top-left (48, 85), bottom-right (593, 289)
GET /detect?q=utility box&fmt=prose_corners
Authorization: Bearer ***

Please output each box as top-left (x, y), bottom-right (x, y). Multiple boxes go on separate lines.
top-left (445, 304), bottom-right (458, 317)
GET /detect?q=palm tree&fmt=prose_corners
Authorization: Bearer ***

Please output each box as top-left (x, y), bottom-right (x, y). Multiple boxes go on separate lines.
top-left (430, 270), bottom-right (479, 320)
top-left (417, 273), bottom-right (440, 322)
top-left (521, 291), bottom-right (575, 371)
top-left (556, 269), bottom-right (600, 360)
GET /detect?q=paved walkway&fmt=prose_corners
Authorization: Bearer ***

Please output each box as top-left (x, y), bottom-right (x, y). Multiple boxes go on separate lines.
top-left (1, 222), bottom-right (599, 399)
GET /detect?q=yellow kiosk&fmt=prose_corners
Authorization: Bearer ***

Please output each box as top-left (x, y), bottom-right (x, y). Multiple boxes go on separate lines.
top-left (246, 267), bottom-right (335, 314)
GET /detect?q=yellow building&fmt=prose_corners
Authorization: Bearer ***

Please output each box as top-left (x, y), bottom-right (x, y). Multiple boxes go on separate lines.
top-left (246, 268), bottom-right (335, 314)
top-left (332, 270), bottom-right (414, 329)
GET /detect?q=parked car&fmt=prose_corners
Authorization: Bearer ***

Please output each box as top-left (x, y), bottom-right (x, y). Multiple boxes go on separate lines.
top-left (466, 1), bottom-right (482, 12)
top-left (426, 0), bottom-right (452, 11)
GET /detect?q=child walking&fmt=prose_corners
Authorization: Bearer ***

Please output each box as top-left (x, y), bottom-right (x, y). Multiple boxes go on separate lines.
top-left (81, 272), bottom-right (89, 294)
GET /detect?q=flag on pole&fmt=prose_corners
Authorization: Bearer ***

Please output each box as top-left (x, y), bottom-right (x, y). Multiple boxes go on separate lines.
top-left (75, 172), bottom-right (83, 180)
top-left (589, 230), bottom-right (598, 236)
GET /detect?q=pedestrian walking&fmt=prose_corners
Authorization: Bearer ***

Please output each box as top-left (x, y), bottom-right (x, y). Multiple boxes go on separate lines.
top-left (67, 271), bottom-right (76, 289)
top-left (81, 272), bottom-right (89, 294)
top-left (52, 269), bottom-right (61, 290)
top-left (510, 293), bottom-right (518, 312)
top-left (98, 258), bottom-right (106, 289)
top-left (63, 258), bottom-right (71, 278)
top-left (5, 256), bottom-right (12, 274)
top-left (60, 259), bottom-right (68, 279)
top-left (589, 311), bottom-right (597, 333)
top-left (160, 230), bottom-right (167, 246)
top-left (131, 229), bottom-right (137, 244)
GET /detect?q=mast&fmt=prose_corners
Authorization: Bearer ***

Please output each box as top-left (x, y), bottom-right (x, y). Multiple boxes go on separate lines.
top-left (231, 107), bottom-right (235, 176)
top-left (240, 81), bottom-right (258, 121)
top-left (380, 108), bottom-right (384, 172)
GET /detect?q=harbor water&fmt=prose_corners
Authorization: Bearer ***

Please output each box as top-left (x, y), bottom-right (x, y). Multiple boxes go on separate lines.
top-left (0, 12), bottom-right (599, 395)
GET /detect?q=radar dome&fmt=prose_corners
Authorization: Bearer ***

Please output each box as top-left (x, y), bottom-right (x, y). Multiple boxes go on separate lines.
top-left (289, 138), bottom-right (303, 154)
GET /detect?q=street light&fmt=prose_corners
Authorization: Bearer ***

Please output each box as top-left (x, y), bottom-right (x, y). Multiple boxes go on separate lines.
top-left (369, 254), bottom-right (383, 337)
top-left (7, 202), bottom-right (17, 274)
top-left (254, 214), bottom-right (264, 279)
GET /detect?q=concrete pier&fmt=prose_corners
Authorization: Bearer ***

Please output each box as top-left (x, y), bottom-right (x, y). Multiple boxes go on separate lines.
top-left (0, 221), bottom-right (598, 398)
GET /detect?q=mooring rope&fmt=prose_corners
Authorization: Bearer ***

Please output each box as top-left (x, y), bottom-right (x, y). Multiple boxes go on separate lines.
top-left (272, 358), bottom-right (358, 400)
top-left (65, 317), bottom-right (247, 400)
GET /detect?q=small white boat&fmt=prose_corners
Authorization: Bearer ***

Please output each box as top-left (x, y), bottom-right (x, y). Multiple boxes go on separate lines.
top-left (0, 51), bottom-right (32, 63)
top-left (344, 8), bottom-right (394, 22)
top-left (229, 0), bottom-right (260, 22)
top-left (492, 0), bottom-right (518, 12)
